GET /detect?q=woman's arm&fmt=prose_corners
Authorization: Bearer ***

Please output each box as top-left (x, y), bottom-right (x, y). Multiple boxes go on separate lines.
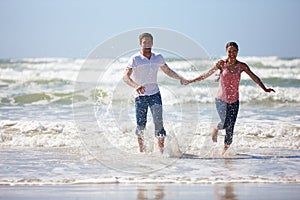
top-left (242, 63), bottom-right (275, 93)
top-left (189, 60), bottom-right (223, 83)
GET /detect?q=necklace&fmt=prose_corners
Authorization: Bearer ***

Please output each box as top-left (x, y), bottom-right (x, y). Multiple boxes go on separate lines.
top-left (227, 60), bottom-right (237, 66)
top-left (226, 59), bottom-right (238, 73)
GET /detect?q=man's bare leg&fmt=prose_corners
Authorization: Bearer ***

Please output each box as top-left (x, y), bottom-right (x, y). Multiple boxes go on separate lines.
top-left (212, 127), bottom-right (218, 143)
top-left (158, 137), bottom-right (164, 154)
top-left (138, 136), bottom-right (144, 152)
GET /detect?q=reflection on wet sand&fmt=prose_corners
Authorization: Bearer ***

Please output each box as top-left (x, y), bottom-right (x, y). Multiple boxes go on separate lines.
top-left (137, 185), bottom-right (165, 200)
top-left (136, 184), bottom-right (238, 200)
top-left (214, 184), bottom-right (238, 200)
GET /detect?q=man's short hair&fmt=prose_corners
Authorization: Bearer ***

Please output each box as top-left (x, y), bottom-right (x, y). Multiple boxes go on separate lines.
top-left (139, 33), bottom-right (153, 44)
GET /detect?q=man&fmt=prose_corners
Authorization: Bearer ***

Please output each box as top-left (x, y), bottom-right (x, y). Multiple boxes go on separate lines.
top-left (123, 33), bottom-right (187, 153)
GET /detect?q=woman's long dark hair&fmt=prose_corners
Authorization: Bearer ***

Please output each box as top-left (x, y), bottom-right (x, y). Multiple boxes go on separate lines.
top-left (226, 41), bottom-right (239, 51)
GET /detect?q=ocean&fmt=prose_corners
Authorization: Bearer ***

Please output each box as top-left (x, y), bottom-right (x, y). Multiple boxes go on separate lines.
top-left (0, 56), bottom-right (299, 190)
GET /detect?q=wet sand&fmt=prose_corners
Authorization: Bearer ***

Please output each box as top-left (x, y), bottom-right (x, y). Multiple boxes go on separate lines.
top-left (0, 183), bottom-right (299, 200)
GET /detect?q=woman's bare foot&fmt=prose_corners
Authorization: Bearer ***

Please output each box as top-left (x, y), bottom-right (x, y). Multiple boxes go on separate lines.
top-left (222, 144), bottom-right (230, 155)
top-left (212, 127), bottom-right (218, 143)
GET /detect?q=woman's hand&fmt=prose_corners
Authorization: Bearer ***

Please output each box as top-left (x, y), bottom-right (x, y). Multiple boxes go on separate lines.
top-left (265, 88), bottom-right (276, 93)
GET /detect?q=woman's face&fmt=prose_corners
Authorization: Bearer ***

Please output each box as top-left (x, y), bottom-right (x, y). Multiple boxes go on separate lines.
top-left (226, 46), bottom-right (238, 60)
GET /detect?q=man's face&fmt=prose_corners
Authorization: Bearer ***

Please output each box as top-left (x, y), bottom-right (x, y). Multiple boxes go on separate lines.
top-left (140, 37), bottom-right (153, 50)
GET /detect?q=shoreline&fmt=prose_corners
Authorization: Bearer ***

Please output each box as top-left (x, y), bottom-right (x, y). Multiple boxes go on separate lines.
top-left (1, 179), bottom-right (300, 187)
top-left (1, 183), bottom-right (299, 200)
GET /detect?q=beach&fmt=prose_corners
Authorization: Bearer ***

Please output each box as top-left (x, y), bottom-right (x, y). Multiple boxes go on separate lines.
top-left (0, 57), bottom-right (299, 198)
top-left (1, 183), bottom-right (300, 200)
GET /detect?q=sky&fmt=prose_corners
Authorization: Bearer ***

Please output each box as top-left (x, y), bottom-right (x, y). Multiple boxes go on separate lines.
top-left (0, 0), bottom-right (300, 59)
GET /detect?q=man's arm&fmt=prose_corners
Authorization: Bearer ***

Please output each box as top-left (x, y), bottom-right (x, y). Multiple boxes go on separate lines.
top-left (160, 64), bottom-right (188, 84)
top-left (123, 67), bottom-right (145, 94)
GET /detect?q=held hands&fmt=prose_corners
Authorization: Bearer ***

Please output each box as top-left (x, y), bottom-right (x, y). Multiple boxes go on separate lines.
top-left (180, 78), bottom-right (197, 85)
top-left (180, 78), bottom-right (189, 85)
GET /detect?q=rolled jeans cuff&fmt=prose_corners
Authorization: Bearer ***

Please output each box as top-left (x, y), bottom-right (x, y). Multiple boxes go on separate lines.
top-left (155, 128), bottom-right (166, 138)
top-left (135, 127), bottom-right (145, 136)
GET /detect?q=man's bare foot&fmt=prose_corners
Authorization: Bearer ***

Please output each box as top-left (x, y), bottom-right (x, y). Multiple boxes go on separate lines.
top-left (212, 127), bottom-right (218, 143)
top-left (158, 137), bottom-right (165, 154)
top-left (222, 144), bottom-right (230, 155)
top-left (138, 136), bottom-right (144, 152)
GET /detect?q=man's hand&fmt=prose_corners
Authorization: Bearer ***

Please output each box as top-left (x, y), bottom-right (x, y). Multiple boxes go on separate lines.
top-left (136, 85), bottom-right (146, 94)
top-left (216, 60), bottom-right (225, 68)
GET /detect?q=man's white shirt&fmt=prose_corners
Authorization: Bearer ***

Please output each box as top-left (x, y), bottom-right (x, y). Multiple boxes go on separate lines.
top-left (127, 52), bottom-right (166, 96)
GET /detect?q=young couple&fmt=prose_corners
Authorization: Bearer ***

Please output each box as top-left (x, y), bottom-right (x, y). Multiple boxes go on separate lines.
top-left (123, 33), bottom-right (275, 154)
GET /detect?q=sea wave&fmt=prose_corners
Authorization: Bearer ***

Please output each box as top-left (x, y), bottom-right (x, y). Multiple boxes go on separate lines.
top-left (0, 84), bottom-right (298, 106)
top-left (0, 120), bottom-right (80, 147)
top-left (0, 120), bottom-right (299, 150)
top-left (238, 56), bottom-right (300, 68)
top-left (1, 57), bottom-right (299, 187)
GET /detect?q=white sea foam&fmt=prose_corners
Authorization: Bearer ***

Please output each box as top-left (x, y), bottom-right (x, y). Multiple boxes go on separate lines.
top-left (0, 119), bottom-right (299, 186)
top-left (0, 119), bottom-right (298, 150)
top-left (0, 120), bottom-right (80, 147)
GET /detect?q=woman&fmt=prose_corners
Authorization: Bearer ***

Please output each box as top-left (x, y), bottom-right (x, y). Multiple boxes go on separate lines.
top-left (188, 42), bottom-right (275, 154)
